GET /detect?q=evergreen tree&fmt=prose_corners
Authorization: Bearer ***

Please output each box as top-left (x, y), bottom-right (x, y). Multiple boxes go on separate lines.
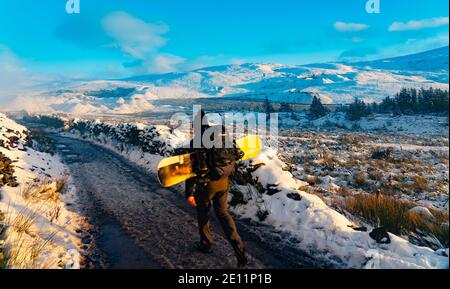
top-left (346, 98), bottom-right (370, 121)
top-left (263, 96), bottom-right (275, 114)
top-left (378, 87), bottom-right (448, 115)
top-left (343, 87), bottom-right (448, 118)
top-left (368, 102), bottom-right (379, 114)
top-left (309, 96), bottom-right (329, 119)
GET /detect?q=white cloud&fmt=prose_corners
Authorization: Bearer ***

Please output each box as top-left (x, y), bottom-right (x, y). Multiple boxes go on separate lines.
top-left (0, 46), bottom-right (35, 107)
top-left (101, 11), bottom-right (191, 74)
top-left (102, 11), bottom-right (169, 60)
top-left (402, 33), bottom-right (449, 52)
top-left (389, 17), bottom-right (449, 32)
top-left (0, 46), bottom-right (62, 110)
top-left (101, 12), bottom-right (256, 74)
top-left (146, 54), bottom-right (186, 74)
top-left (366, 33), bottom-right (449, 60)
top-left (334, 22), bottom-right (369, 32)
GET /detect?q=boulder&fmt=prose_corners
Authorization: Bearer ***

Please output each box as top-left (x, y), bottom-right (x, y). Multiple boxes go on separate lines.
top-left (408, 206), bottom-right (434, 221)
top-left (286, 192), bottom-right (302, 201)
top-left (369, 227), bottom-right (391, 244)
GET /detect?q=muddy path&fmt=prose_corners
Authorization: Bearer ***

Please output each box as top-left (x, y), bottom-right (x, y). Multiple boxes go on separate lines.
top-left (50, 133), bottom-right (323, 269)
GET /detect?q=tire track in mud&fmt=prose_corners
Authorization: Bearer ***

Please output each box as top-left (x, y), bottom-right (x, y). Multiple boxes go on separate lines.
top-left (51, 134), bottom-right (322, 269)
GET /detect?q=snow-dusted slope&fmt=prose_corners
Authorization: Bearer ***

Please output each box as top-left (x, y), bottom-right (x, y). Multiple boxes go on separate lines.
top-left (352, 46), bottom-right (449, 72)
top-left (234, 146), bottom-right (448, 268)
top-left (5, 47), bottom-right (449, 115)
top-left (0, 114), bottom-right (82, 268)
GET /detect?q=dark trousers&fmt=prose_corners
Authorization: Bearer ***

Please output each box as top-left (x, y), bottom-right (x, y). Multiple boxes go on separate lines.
top-left (194, 178), bottom-right (245, 255)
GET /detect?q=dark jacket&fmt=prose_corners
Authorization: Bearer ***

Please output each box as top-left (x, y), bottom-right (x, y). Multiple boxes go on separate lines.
top-left (184, 134), bottom-right (243, 198)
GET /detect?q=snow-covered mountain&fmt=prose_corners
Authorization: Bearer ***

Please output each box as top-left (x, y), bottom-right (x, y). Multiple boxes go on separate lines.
top-left (352, 46), bottom-right (449, 72)
top-left (6, 46), bottom-right (449, 115)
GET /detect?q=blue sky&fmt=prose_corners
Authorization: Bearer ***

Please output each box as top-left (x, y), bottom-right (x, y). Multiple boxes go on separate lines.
top-left (0, 0), bottom-right (448, 80)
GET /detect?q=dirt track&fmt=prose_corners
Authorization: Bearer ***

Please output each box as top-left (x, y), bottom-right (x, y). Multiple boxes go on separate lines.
top-left (51, 133), bottom-right (323, 269)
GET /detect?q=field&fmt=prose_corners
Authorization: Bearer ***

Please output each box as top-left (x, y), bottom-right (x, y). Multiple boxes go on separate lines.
top-left (278, 130), bottom-right (449, 249)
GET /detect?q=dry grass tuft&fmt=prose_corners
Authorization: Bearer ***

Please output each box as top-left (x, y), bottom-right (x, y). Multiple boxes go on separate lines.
top-left (47, 204), bottom-right (62, 223)
top-left (1, 204), bottom-right (57, 268)
top-left (1, 176), bottom-right (69, 268)
top-left (22, 177), bottom-right (68, 202)
top-left (353, 172), bottom-right (368, 188)
top-left (412, 176), bottom-right (429, 193)
top-left (343, 194), bottom-right (448, 246)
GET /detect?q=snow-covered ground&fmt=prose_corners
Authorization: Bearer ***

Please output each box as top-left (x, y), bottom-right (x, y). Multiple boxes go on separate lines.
top-left (51, 116), bottom-right (449, 269)
top-left (277, 129), bottom-right (448, 220)
top-left (0, 113), bottom-right (82, 269)
top-left (234, 146), bottom-right (448, 268)
top-left (280, 112), bottom-right (449, 136)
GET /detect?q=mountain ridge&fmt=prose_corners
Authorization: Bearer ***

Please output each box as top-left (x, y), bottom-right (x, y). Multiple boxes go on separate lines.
top-left (124, 46), bottom-right (449, 82)
top-left (7, 46), bottom-right (449, 115)
top-left (351, 46), bottom-right (449, 72)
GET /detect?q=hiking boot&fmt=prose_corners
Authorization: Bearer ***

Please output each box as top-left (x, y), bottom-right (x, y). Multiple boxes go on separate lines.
top-left (194, 242), bottom-right (212, 254)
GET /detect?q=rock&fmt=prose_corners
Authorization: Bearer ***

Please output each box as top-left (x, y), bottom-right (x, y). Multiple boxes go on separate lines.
top-left (266, 184), bottom-right (282, 196)
top-left (408, 206), bottom-right (434, 221)
top-left (369, 227), bottom-right (391, 244)
top-left (408, 229), bottom-right (443, 251)
top-left (319, 176), bottom-right (340, 192)
top-left (81, 236), bottom-right (92, 245)
top-left (256, 210), bottom-right (269, 222)
top-left (435, 248), bottom-right (448, 257)
top-left (286, 192), bottom-right (302, 201)
top-left (352, 226), bottom-right (368, 232)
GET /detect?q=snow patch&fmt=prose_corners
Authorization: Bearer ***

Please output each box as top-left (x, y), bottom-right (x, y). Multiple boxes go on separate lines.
top-left (0, 113), bottom-right (82, 269)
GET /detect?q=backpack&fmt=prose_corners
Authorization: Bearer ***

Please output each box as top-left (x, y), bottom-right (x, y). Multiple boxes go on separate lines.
top-left (207, 140), bottom-right (244, 181)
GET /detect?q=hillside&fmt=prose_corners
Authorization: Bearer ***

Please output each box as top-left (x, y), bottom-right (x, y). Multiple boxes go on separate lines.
top-left (4, 47), bottom-right (449, 115)
top-left (352, 46), bottom-right (449, 72)
top-left (0, 114), bottom-right (82, 268)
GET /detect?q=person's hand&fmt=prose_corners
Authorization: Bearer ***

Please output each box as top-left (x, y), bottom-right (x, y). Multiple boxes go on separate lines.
top-left (187, 196), bottom-right (197, 207)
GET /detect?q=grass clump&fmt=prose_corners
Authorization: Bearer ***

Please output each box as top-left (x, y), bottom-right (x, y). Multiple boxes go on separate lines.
top-left (353, 172), bottom-right (368, 188)
top-left (412, 176), bottom-right (429, 193)
top-left (343, 194), bottom-right (448, 246)
top-left (21, 177), bottom-right (68, 202)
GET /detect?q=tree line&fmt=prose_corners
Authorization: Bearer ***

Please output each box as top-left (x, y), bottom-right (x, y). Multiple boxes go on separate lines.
top-left (306, 87), bottom-right (449, 121)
